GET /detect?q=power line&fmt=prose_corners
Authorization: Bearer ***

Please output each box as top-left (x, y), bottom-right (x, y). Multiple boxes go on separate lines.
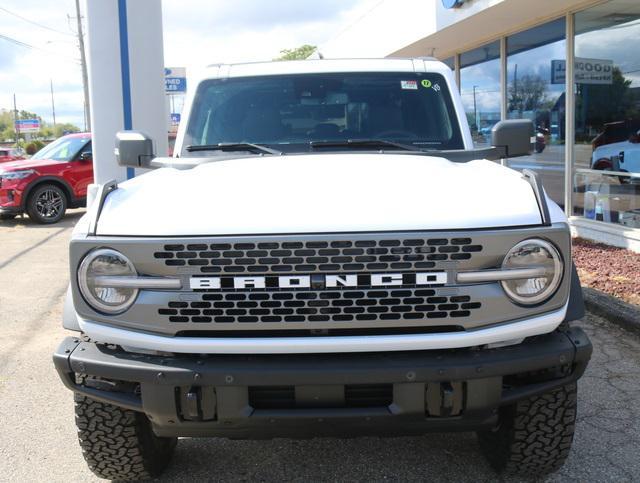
top-left (0, 31), bottom-right (33, 49)
top-left (0, 5), bottom-right (73, 36)
top-left (0, 31), bottom-right (80, 64)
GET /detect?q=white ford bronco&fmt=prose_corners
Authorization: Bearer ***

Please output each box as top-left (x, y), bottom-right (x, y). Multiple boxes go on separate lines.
top-left (54, 58), bottom-right (591, 480)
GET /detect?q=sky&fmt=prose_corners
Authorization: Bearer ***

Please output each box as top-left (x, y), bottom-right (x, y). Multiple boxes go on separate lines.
top-left (0, 0), bottom-right (377, 129)
top-left (2, 0), bottom-right (639, 132)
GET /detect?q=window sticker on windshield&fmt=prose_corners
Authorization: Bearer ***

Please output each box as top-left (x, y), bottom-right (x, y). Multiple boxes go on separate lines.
top-left (421, 79), bottom-right (432, 89)
top-left (401, 80), bottom-right (418, 90)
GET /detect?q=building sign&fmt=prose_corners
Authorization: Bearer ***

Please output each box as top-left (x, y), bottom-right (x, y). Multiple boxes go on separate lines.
top-left (165, 67), bottom-right (187, 93)
top-left (14, 119), bottom-right (40, 132)
top-left (551, 58), bottom-right (613, 85)
top-left (442, 0), bottom-right (467, 7)
top-left (170, 113), bottom-right (181, 125)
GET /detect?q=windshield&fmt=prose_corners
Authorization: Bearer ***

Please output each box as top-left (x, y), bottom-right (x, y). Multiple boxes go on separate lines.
top-left (183, 72), bottom-right (464, 155)
top-left (31, 135), bottom-right (90, 161)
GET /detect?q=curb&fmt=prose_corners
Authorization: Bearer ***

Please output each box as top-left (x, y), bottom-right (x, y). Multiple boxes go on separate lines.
top-left (582, 287), bottom-right (640, 337)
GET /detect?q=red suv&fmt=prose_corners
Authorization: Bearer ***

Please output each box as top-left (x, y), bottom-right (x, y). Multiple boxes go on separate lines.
top-left (0, 133), bottom-right (93, 224)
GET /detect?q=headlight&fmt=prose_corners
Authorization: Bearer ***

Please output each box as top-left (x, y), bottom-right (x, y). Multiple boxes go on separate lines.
top-left (0, 169), bottom-right (35, 180)
top-left (501, 239), bottom-right (563, 305)
top-left (78, 248), bottom-right (138, 314)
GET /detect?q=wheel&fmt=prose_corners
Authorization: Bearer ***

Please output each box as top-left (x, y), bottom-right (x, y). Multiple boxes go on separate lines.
top-left (75, 395), bottom-right (177, 481)
top-left (26, 183), bottom-right (67, 224)
top-left (0, 214), bottom-right (16, 220)
top-left (477, 383), bottom-right (577, 477)
top-left (535, 144), bottom-right (545, 153)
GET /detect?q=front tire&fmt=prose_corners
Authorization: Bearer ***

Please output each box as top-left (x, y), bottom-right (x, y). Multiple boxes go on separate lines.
top-left (26, 183), bottom-right (67, 224)
top-left (477, 383), bottom-right (577, 477)
top-left (75, 395), bottom-right (177, 481)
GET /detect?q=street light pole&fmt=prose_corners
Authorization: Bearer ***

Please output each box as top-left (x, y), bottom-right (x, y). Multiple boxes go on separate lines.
top-left (50, 79), bottom-right (57, 130)
top-left (75, 0), bottom-right (91, 132)
top-left (472, 85), bottom-right (478, 132)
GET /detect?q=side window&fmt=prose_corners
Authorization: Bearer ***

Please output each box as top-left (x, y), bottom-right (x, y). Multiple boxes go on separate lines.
top-left (76, 141), bottom-right (92, 160)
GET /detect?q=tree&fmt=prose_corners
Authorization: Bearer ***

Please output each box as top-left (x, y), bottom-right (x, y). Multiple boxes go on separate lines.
top-left (576, 67), bottom-right (639, 132)
top-left (508, 74), bottom-right (547, 114)
top-left (274, 44), bottom-right (317, 61)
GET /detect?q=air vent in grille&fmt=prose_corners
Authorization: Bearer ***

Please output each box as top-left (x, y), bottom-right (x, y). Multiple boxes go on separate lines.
top-left (158, 289), bottom-right (481, 324)
top-left (248, 384), bottom-right (393, 409)
top-left (153, 238), bottom-right (483, 274)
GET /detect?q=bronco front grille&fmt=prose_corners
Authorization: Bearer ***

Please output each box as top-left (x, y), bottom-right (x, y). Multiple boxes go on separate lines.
top-left (153, 237), bottom-right (483, 274)
top-left (158, 289), bottom-right (482, 325)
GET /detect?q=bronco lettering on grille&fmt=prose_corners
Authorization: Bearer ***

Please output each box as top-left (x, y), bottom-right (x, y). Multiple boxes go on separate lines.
top-left (189, 272), bottom-right (448, 290)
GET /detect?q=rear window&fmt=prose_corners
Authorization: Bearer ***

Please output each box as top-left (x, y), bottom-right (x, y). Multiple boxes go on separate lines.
top-left (184, 72), bottom-right (464, 155)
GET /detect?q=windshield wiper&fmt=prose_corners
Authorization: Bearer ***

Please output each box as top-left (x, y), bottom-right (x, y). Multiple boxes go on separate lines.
top-left (186, 143), bottom-right (282, 155)
top-left (309, 139), bottom-right (423, 152)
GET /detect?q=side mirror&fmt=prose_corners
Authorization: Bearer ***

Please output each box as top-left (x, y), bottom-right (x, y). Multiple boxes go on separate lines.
top-left (491, 119), bottom-right (534, 158)
top-left (79, 151), bottom-right (92, 161)
top-left (115, 131), bottom-right (156, 168)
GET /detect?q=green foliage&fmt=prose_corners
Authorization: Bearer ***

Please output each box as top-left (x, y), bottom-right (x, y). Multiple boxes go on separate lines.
top-left (25, 142), bottom-right (38, 155)
top-left (576, 67), bottom-right (639, 131)
top-left (508, 74), bottom-right (547, 114)
top-left (274, 44), bottom-right (317, 61)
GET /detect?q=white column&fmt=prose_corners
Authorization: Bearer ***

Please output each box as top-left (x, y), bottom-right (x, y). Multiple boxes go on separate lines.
top-left (84, 0), bottom-right (167, 200)
top-left (565, 13), bottom-right (575, 217)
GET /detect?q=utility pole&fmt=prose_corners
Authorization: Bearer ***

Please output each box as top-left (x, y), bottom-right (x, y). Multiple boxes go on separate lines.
top-left (75, 0), bottom-right (91, 131)
top-left (50, 79), bottom-right (57, 130)
top-left (13, 93), bottom-right (19, 145)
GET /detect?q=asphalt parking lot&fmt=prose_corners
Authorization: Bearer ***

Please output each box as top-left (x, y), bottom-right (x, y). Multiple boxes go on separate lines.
top-left (0, 212), bottom-right (639, 482)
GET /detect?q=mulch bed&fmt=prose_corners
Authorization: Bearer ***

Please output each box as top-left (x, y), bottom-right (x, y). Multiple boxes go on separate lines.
top-left (572, 237), bottom-right (640, 307)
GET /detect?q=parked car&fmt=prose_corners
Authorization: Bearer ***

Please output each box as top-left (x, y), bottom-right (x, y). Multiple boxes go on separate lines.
top-left (591, 119), bottom-right (640, 170)
top-left (591, 128), bottom-right (640, 181)
top-left (535, 126), bottom-right (548, 154)
top-left (0, 147), bottom-right (25, 163)
top-left (0, 133), bottom-right (92, 223)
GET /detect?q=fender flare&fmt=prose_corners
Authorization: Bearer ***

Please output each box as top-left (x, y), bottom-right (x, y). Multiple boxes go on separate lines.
top-left (563, 263), bottom-right (585, 322)
top-left (21, 175), bottom-right (76, 210)
top-left (63, 285), bottom-right (81, 332)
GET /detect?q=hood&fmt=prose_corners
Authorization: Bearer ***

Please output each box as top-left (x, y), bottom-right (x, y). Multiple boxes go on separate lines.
top-left (96, 153), bottom-right (545, 237)
top-left (0, 157), bottom-right (62, 171)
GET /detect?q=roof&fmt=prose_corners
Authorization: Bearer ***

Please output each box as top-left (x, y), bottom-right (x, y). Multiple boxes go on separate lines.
top-left (62, 132), bottom-right (91, 139)
top-left (200, 58), bottom-right (450, 81)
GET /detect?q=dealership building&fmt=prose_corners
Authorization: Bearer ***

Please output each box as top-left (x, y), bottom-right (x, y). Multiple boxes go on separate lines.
top-left (321, 0), bottom-right (640, 251)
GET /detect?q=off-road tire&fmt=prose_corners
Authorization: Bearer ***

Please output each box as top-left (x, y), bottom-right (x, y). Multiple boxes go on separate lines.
top-left (26, 183), bottom-right (67, 224)
top-left (74, 395), bottom-right (177, 481)
top-left (477, 383), bottom-right (577, 477)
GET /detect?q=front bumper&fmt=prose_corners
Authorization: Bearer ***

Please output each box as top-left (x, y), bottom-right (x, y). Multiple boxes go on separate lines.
top-left (0, 205), bottom-right (21, 215)
top-left (53, 327), bottom-right (591, 438)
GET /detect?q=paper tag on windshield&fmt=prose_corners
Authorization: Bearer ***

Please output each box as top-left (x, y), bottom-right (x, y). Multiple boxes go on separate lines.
top-left (401, 80), bottom-right (418, 90)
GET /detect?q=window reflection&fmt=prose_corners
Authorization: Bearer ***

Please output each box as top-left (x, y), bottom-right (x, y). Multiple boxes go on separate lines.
top-left (507, 19), bottom-right (566, 207)
top-left (573, 0), bottom-right (640, 227)
top-left (460, 41), bottom-right (501, 147)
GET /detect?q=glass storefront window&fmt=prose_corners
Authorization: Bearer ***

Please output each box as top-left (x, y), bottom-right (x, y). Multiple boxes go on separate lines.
top-left (506, 19), bottom-right (566, 206)
top-left (573, 0), bottom-right (640, 229)
top-left (459, 41), bottom-right (500, 147)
